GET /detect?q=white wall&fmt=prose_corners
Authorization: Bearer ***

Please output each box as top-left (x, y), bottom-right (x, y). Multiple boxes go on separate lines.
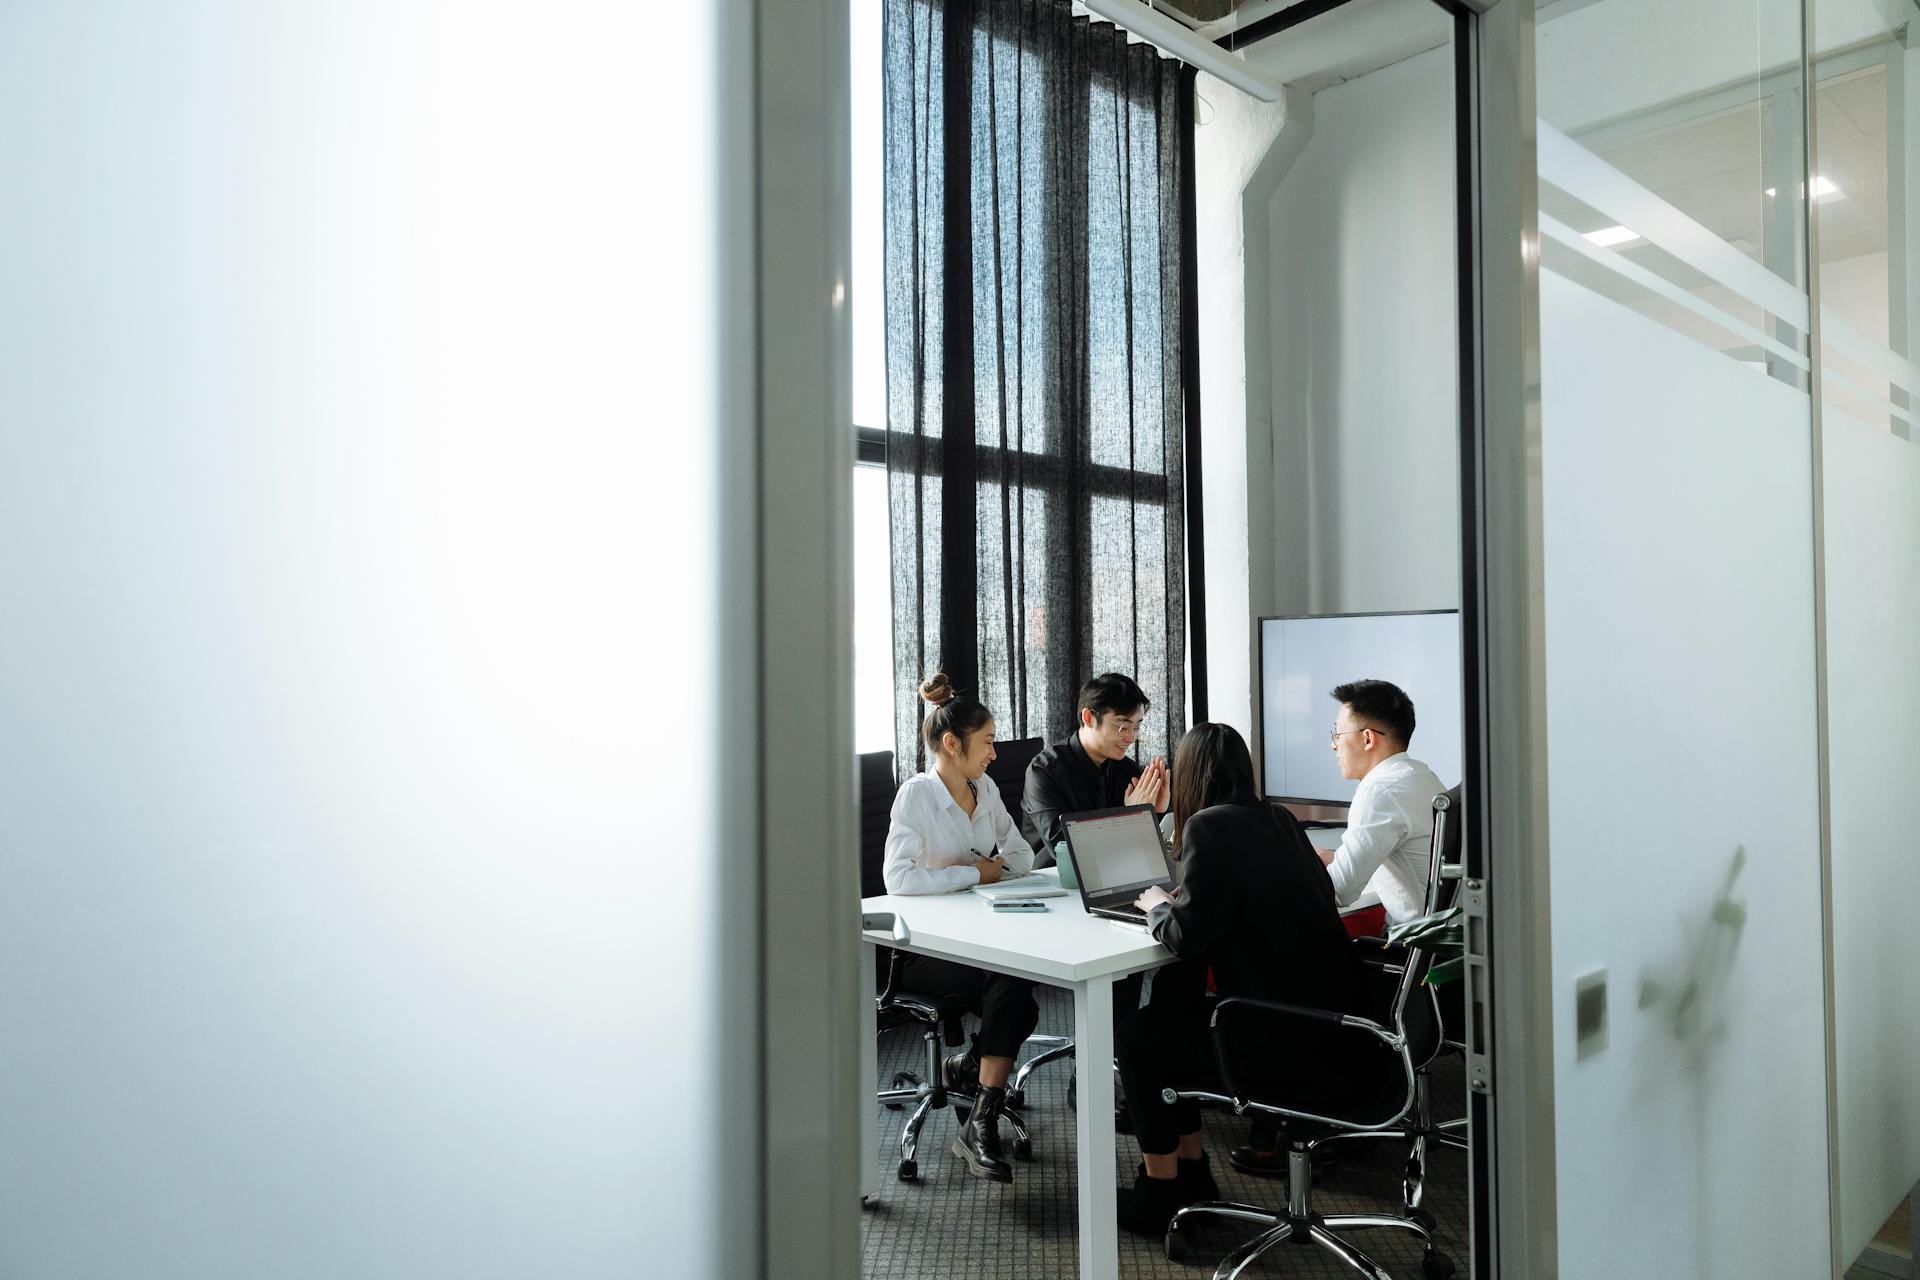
top-left (1267, 46), bottom-right (1461, 619)
top-left (1193, 75), bottom-right (1295, 740)
top-left (1194, 45), bottom-right (1461, 741)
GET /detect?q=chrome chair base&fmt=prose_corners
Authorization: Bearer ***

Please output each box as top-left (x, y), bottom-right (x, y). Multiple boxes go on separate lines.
top-left (879, 1022), bottom-right (1031, 1182)
top-left (1006, 1036), bottom-right (1073, 1104)
top-left (1163, 1147), bottom-right (1456, 1280)
top-left (1310, 1075), bottom-right (1462, 1210)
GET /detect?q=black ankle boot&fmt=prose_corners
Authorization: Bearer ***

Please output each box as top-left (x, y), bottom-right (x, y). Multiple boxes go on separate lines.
top-left (940, 1047), bottom-right (979, 1094)
top-left (1177, 1151), bottom-right (1219, 1202)
top-left (950, 1085), bottom-right (1013, 1183)
top-left (1116, 1163), bottom-right (1189, 1235)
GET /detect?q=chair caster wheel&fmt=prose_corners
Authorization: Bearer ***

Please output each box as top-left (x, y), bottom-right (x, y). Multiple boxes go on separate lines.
top-left (1411, 1208), bottom-right (1437, 1235)
top-left (883, 1101), bottom-right (903, 1111)
top-left (1013, 1138), bottom-right (1032, 1161)
top-left (1421, 1250), bottom-right (1457, 1279)
top-left (896, 1159), bottom-right (918, 1183)
top-left (1163, 1224), bottom-right (1188, 1261)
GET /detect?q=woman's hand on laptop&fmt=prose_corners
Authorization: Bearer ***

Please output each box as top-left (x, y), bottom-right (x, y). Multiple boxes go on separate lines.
top-left (1133, 884), bottom-right (1172, 912)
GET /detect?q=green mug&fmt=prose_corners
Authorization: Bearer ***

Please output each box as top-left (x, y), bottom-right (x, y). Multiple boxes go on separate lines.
top-left (1053, 841), bottom-right (1078, 891)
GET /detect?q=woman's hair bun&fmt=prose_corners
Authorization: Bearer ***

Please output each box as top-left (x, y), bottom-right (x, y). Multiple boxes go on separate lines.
top-left (919, 672), bottom-right (954, 707)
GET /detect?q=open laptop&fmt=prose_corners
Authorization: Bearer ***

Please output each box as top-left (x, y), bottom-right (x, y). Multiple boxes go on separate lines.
top-left (1061, 805), bottom-right (1176, 925)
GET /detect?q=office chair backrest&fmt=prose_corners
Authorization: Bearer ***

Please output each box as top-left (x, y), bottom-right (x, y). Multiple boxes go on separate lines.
top-left (858, 750), bottom-right (897, 899)
top-left (1424, 784), bottom-right (1465, 915)
top-left (1388, 934), bottom-right (1442, 1065)
top-left (982, 736), bottom-right (1043, 807)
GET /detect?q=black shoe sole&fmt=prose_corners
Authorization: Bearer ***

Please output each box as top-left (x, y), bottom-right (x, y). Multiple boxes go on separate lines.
top-left (950, 1137), bottom-right (1014, 1183)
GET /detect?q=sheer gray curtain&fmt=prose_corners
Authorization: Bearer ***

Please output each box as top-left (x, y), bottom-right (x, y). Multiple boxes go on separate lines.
top-left (882, 0), bottom-right (1189, 775)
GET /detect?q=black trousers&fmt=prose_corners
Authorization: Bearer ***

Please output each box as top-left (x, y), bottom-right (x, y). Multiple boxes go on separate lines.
top-left (895, 955), bottom-right (1040, 1060)
top-left (1114, 995), bottom-right (1220, 1154)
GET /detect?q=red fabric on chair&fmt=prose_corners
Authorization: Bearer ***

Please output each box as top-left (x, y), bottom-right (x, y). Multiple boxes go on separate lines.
top-left (1341, 904), bottom-right (1388, 940)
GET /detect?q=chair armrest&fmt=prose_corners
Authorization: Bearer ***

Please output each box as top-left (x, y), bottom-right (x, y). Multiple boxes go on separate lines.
top-left (876, 940), bottom-right (909, 1009)
top-left (1352, 937), bottom-right (1407, 974)
top-left (1189, 996), bottom-right (1417, 1135)
top-left (1208, 996), bottom-right (1403, 1049)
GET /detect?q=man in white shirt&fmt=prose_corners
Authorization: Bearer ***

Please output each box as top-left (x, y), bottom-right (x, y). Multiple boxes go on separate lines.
top-left (1319, 678), bottom-right (1445, 927)
top-left (1232, 678), bottom-right (1448, 1181)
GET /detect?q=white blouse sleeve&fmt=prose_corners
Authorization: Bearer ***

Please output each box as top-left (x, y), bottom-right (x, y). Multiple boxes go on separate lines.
top-left (881, 783), bottom-right (982, 895)
top-left (980, 776), bottom-right (1035, 873)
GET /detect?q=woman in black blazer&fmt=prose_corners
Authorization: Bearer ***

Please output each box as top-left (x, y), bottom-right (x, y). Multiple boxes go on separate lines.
top-left (1113, 721), bottom-right (1376, 1233)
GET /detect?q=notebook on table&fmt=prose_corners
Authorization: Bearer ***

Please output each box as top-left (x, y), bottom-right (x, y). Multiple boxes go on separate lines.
top-left (971, 873), bottom-right (1068, 900)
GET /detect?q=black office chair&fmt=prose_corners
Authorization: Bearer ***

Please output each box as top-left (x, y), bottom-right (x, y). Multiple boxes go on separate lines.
top-left (872, 948), bottom-right (1034, 1181)
top-left (859, 746), bottom-right (1035, 1181)
top-left (981, 734), bottom-right (1043, 814)
top-left (1332, 784), bottom-right (1469, 1213)
top-left (857, 750), bottom-right (896, 901)
top-left (1161, 938), bottom-right (1457, 1279)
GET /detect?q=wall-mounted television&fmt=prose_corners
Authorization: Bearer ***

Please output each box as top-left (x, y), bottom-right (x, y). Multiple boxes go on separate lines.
top-left (1258, 611), bottom-right (1463, 806)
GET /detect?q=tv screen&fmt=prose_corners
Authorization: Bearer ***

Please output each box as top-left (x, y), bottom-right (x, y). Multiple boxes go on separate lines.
top-left (1258, 611), bottom-right (1463, 806)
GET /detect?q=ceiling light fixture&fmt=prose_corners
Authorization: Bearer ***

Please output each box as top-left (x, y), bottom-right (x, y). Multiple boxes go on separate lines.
top-left (1764, 175), bottom-right (1844, 201)
top-left (1583, 225), bottom-right (1642, 248)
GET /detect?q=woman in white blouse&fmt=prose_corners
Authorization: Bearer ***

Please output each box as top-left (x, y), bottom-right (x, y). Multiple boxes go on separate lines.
top-left (882, 672), bottom-right (1038, 1184)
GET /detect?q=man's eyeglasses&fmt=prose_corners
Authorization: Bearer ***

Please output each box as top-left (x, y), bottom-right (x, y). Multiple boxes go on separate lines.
top-left (1329, 726), bottom-right (1376, 745)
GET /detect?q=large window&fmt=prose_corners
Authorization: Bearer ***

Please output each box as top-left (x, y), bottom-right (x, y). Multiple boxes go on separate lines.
top-left (852, 0), bottom-right (892, 755)
top-left (853, 0), bottom-right (1196, 771)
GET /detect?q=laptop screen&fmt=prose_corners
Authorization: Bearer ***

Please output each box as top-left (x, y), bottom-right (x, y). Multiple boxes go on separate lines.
top-left (1066, 808), bottom-right (1170, 896)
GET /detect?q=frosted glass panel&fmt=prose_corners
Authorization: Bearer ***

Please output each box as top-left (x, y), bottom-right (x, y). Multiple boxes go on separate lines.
top-left (1825, 418), bottom-right (1920, 1261)
top-left (0, 5), bottom-right (728, 1278)
top-left (1813, 3), bottom-right (1920, 1260)
top-left (1540, 274), bottom-right (1829, 1278)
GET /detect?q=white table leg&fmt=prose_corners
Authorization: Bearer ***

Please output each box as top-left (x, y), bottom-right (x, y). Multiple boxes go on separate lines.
top-left (860, 940), bottom-right (879, 1200)
top-left (1073, 974), bottom-right (1118, 1280)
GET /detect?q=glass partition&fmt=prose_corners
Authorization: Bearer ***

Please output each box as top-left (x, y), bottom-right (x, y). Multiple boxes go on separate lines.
top-left (1810, 1), bottom-right (1920, 1269)
top-left (1534, 1), bottom-right (1832, 1275)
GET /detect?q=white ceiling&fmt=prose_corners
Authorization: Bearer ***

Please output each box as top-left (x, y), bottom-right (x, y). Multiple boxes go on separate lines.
top-left (1545, 61), bottom-right (1893, 270)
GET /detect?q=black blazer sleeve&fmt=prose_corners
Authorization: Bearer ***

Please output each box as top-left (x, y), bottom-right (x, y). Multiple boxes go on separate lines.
top-left (1148, 824), bottom-right (1234, 960)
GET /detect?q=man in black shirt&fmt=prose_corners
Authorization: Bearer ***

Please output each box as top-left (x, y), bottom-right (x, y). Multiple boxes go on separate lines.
top-left (1019, 673), bottom-right (1172, 1133)
top-left (1019, 672), bottom-right (1169, 863)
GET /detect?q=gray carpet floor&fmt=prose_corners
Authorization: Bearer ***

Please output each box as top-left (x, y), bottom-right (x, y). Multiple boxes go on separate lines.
top-left (862, 986), bottom-right (1470, 1279)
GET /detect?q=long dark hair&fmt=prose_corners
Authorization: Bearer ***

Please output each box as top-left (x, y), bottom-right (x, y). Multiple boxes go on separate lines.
top-left (1168, 722), bottom-right (1257, 859)
top-left (919, 672), bottom-right (993, 759)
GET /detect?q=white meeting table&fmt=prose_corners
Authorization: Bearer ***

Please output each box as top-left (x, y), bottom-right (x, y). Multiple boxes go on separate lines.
top-left (859, 867), bottom-right (1384, 1280)
top-left (860, 867), bottom-right (1167, 1280)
